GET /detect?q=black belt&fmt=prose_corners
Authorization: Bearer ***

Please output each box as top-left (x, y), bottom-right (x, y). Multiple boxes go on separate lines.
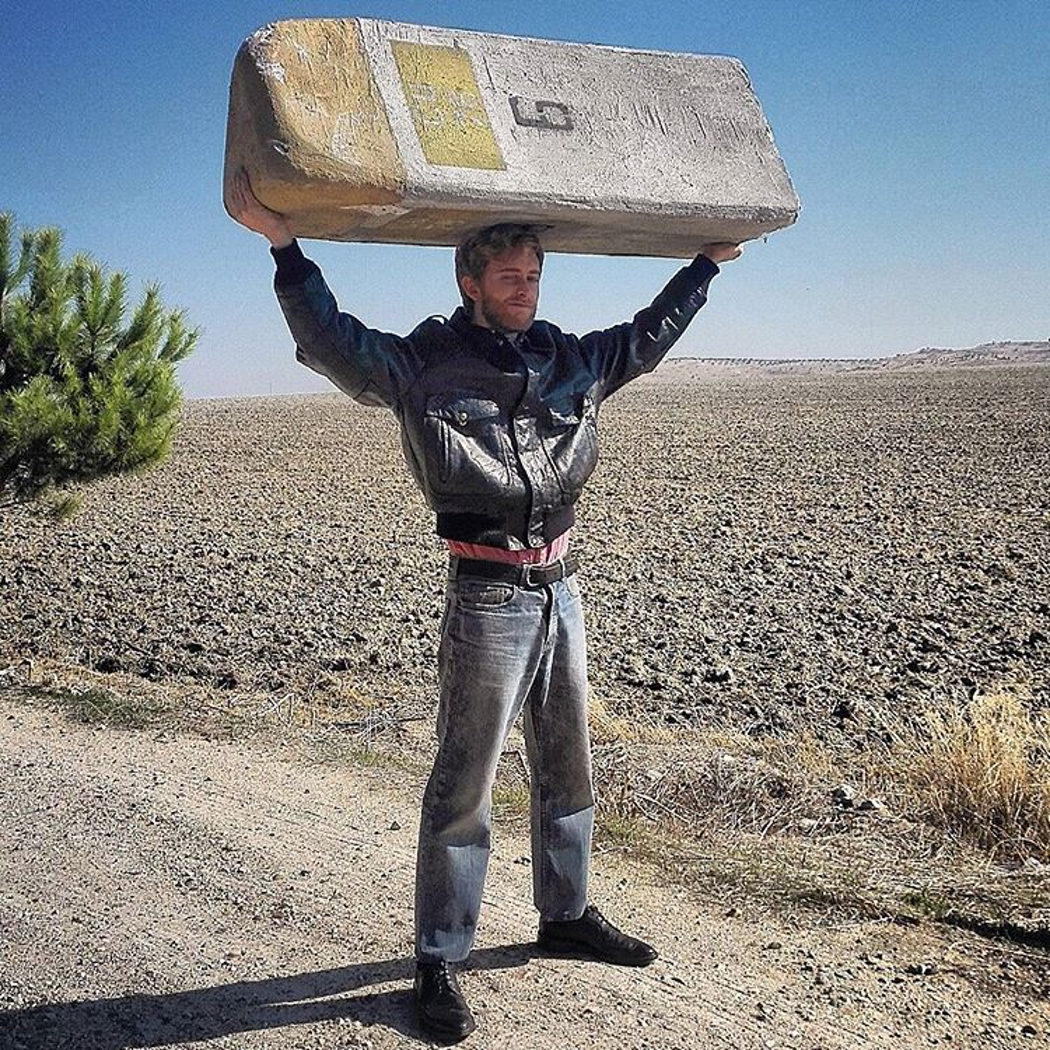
top-left (453, 554), bottom-right (579, 589)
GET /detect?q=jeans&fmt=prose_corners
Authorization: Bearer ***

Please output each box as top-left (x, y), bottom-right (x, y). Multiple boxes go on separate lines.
top-left (414, 561), bottom-right (594, 962)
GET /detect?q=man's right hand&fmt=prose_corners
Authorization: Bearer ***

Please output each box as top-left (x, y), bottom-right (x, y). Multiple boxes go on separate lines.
top-left (225, 168), bottom-right (294, 248)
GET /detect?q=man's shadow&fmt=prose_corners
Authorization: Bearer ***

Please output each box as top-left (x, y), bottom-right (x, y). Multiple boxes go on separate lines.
top-left (0, 943), bottom-right (538, 1048)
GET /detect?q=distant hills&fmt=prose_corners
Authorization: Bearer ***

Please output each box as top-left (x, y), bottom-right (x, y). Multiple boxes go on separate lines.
top-left (658, 341), bottom-right (1050, 379)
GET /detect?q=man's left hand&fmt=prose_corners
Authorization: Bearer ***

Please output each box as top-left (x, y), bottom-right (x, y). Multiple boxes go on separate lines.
top-left (700, 242), bottom-right (742, 264)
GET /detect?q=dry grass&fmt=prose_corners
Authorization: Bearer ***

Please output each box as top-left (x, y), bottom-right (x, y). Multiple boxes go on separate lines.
top-left (588, 682), bottom-right (1050, 865)
top-left (895, 684), bottom-right (1050, 862)
top-left (585, 684), bottom-right (1050, 940)
top-left (592, 737), bottom-right (828, 835)
top-left (587, 693), bottom-right (841, 838)
top-left (586, 693), bottom-right (679, 744)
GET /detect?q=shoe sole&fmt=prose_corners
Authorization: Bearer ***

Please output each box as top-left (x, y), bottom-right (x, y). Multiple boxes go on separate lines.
top-left (535, 936), bottom-right (658, 967)
top-left (419, 1016), bottom-right (477, 1044)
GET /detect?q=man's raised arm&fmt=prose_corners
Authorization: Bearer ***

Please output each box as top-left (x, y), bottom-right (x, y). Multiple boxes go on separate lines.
top-left (225, 168), bottom-right (423, 409)
top-left (576, 241), bottom-right (741, 397)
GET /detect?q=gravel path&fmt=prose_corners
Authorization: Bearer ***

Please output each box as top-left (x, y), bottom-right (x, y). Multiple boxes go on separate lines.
top-left (2, 701), bottom-right (1047, 1049)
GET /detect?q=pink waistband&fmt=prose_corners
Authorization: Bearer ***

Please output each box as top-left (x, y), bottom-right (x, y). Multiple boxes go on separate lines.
top-left (446, 530), bottom-right (571, 566)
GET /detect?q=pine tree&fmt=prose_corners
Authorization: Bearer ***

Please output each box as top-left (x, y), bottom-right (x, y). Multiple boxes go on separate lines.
top-left (0, 212), bottom-right (198, 503)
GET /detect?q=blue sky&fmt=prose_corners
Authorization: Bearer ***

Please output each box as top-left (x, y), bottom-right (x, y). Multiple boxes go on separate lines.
top-left (3, 1), bottom-right (1048, 397)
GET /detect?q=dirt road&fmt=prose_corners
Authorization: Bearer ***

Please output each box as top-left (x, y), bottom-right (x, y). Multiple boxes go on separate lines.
top-left (1, 701), bottom-right (1046, 1049)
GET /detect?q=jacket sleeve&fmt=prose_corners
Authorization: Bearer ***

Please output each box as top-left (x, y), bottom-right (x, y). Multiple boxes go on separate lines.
top-left (271, 241), bottom-right (424, 409)
top-left (576, 254), bottom-right (719, 397)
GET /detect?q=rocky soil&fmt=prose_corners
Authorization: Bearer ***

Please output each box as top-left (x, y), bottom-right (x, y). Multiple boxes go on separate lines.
top-left (3, 364), bottom-right (1048, 749)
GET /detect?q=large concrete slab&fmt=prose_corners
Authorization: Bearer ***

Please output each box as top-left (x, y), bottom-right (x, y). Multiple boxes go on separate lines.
top-left (223, 18), bottom-right (799, 257)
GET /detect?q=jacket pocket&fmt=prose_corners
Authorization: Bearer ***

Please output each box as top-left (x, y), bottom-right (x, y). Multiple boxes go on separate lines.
top-left (543, 394), bottom-right (599, 498)
top-left (424, 393), bottom-right (512, 491)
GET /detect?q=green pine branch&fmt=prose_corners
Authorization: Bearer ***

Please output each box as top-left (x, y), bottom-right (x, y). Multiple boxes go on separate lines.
top-left (0, 211), bottom-right (199, 503)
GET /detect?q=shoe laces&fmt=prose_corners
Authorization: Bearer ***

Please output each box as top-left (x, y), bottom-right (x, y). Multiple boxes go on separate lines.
top-left (583, 903), bottom-right (637, 944)
top-left (422, 961), bottom-right (460, 996)
top-left (583, 903), bottom-right (612, 928)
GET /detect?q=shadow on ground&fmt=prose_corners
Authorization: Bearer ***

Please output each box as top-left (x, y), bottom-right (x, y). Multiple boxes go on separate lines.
top-left (0, 944), bottom-right (536, 1048)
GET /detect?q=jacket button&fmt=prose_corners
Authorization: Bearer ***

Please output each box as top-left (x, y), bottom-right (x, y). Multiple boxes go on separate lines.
top-left (458, 411), bottom-right (468, 424)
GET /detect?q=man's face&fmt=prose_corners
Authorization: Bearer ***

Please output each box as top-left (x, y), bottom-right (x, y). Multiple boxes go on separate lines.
top-left (462, 244), bottom-right (541, 334)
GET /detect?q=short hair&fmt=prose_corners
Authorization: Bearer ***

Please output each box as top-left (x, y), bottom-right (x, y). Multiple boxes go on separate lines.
top-left (454, 223), bottom-right (545, 309)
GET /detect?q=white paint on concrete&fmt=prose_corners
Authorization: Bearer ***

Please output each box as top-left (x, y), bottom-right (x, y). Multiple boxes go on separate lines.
top-left (356, 18), bottom-right (796, 220)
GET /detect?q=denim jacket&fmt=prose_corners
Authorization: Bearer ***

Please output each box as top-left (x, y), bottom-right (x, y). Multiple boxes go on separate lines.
top-left (272, 242), bottom-right (718, 550)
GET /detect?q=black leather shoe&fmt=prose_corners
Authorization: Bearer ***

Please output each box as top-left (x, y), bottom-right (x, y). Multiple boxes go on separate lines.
top-left (414, 960), bottom-right (476, 1042)
top-left (537, 903), bottom-right (658, 967)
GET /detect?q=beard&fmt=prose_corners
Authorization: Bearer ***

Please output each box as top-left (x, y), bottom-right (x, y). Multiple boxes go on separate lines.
top-left (479, 295), bottom-right (536, 334)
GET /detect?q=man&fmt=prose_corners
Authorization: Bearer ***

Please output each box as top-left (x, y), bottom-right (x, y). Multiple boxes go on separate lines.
top-left (228, 170), bottom-right (740, 1042)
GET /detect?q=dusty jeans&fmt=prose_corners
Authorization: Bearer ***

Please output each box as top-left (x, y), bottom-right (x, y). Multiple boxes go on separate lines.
top-left (414, 562), bottom-right (594, 962)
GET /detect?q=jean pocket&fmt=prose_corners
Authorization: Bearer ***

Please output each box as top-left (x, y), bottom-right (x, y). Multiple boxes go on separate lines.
top-left (456, 580), bottom-right (516, 609)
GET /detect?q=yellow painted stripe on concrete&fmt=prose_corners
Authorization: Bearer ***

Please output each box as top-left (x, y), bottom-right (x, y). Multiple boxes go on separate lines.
top-left (391, 41), bottom-right (505, 170)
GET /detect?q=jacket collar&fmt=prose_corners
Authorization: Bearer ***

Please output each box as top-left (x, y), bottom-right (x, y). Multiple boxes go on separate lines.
top-left (448, 306), bottom-right (546, 346)
top-left (447, 306), bottom-right (541, 370)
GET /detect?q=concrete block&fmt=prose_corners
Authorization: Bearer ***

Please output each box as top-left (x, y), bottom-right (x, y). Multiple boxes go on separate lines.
top-left (223, 18), bottom-right (799, 257)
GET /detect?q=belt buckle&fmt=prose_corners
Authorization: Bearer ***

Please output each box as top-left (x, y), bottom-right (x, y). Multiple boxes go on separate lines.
top-left (522, 558), bottom-right (564, 589)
